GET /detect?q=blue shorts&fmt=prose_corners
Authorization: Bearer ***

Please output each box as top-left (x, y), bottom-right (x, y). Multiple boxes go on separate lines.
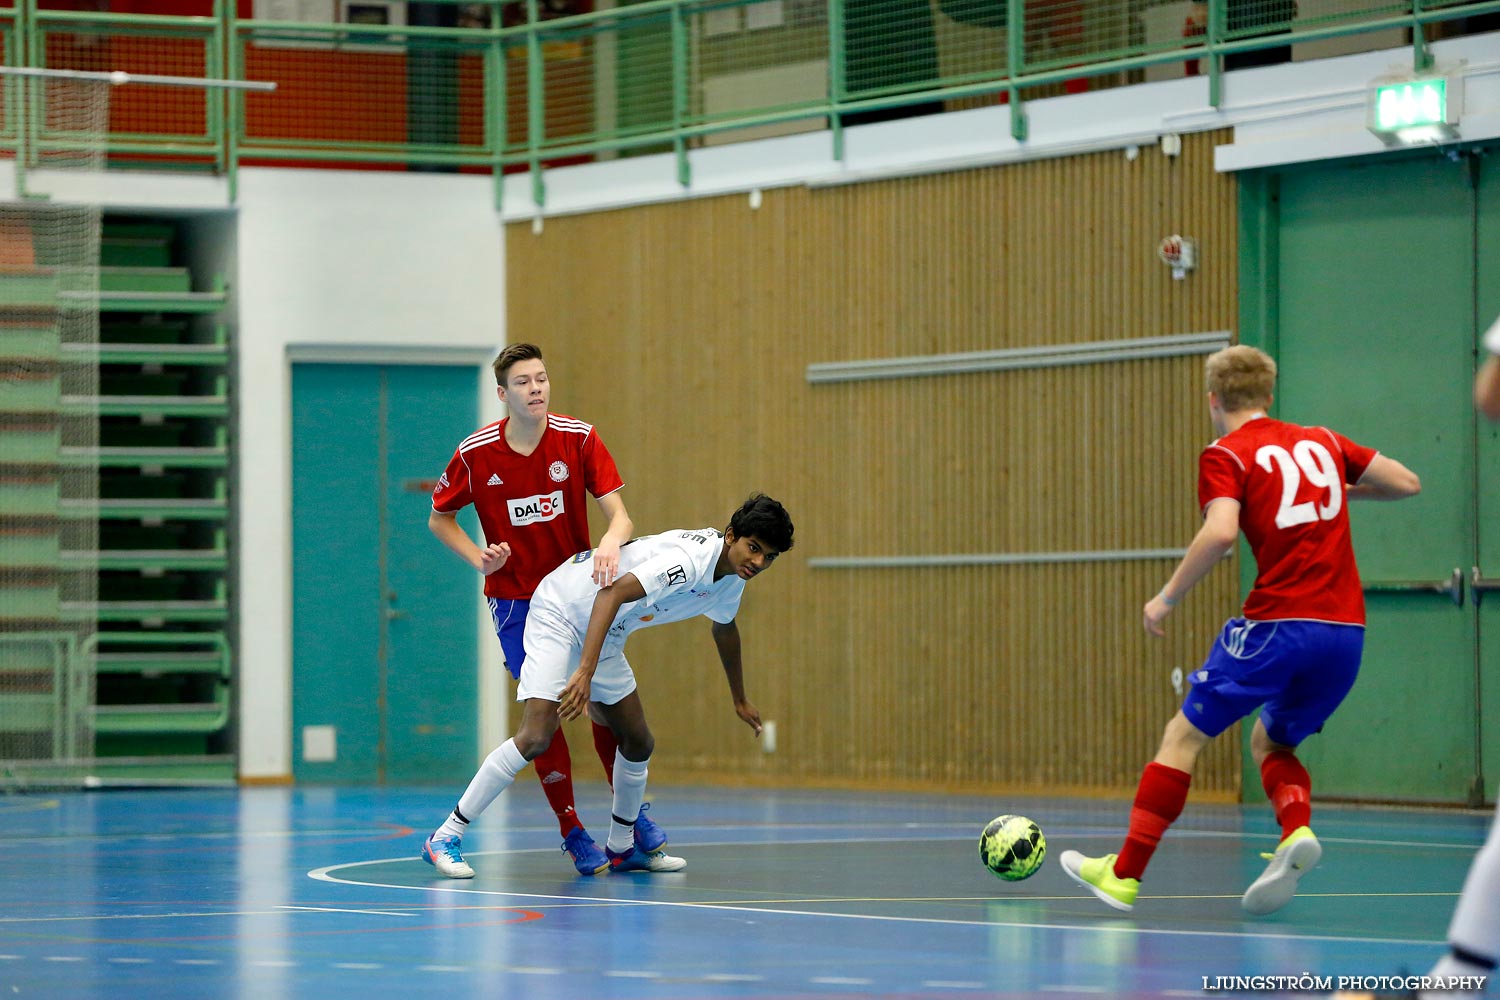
top-left (487, 597), bottom-right (529, 681)
top-left (1183, 618), bottom-right (1364, 747)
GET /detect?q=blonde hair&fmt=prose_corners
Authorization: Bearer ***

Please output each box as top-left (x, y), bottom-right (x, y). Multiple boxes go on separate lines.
top-left (1205, 345), bottom-right (1276, 413)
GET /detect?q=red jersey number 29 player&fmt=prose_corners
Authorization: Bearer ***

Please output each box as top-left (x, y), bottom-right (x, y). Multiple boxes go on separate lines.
top-left (1061, 345), bottom-right (1420, 916)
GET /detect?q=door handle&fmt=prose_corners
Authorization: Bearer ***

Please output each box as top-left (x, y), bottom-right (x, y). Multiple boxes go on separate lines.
top-left (1363, 568), bottom-right (1464, 606)
top-left (1472, 567), bottom-right (1500, 606)
top-left (383, 608), bottom-right (409, 621)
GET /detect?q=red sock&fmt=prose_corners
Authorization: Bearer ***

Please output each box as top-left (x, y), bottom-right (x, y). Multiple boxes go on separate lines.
top-left (1260, 750), bottom-right (1312, 838)
top-left (1114, 762), bottom-right (1192, 881)
top-left (592, 721), bottom-right (619, 786)
top-left (531, 728), bottom-right (582, 837)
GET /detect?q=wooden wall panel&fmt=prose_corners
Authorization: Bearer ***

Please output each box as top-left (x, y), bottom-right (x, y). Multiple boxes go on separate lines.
top-left (514, 130), bottom-right (1242, 800)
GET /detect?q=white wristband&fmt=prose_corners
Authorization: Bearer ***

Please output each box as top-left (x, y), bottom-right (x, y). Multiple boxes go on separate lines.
top-left (1484, 312), bottom-right (1500, 355)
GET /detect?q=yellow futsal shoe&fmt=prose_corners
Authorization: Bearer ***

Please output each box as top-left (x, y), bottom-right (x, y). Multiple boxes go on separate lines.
top-left (1059, 850), bottom-right (1139, 912)
top-left (1242, 825), bottom-right (1321, 915)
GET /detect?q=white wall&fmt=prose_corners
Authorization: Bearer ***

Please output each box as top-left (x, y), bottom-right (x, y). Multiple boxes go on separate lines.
top-left (235, 167), bottom-right (505, 780)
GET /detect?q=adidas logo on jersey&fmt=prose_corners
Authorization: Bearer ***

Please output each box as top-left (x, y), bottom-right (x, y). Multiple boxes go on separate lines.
top-left (487, 474), bottom-right (503, 486)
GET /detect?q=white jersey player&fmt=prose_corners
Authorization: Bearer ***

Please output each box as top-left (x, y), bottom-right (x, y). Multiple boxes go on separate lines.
top-left (423, 494), bottom-right (795, 878)
top-left (518, 527), bottom-right (746, 705)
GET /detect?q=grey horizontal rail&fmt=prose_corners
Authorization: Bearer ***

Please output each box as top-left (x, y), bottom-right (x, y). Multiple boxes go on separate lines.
top-left (0, 66), bottom-right (276, 92)
top-left (807, 332), bottom-right (1232, 384)
top-left (808, 548), bottom-right (1189, 570)
top-left (1363, 568), bottom-right (1463, 605)
top-left (60, 498), bottom-right (226, 511)
top-left (58, 291), bottom-right (227, 304)
top-left (62, 343), bottom-right (227, 356)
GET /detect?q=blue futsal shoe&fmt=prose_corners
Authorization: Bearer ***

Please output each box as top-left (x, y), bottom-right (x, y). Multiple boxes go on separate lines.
top-left (606, 843), bottom-right (686, 873)
top-left (634, 802), bottom-right (667, 853)
top-left (561, 826), bottom-right (609, 875)
top-left (422, 834), bottom-right (474, 879)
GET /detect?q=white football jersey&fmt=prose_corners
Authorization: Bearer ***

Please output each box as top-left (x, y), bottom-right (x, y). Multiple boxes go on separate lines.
top-left (530, 528), bottom-right (744, 649)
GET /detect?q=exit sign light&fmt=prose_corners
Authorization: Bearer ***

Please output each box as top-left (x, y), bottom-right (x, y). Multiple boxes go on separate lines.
top-left (1369, 76), bottom-right (1462, 145)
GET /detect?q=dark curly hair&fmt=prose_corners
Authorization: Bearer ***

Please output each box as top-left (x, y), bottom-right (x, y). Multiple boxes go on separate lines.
top-left (727, 494), bottom-right (794, 552)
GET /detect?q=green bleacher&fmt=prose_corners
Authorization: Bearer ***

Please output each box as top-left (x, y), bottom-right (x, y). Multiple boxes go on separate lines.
top-left (0, 217), bottom-right (234, 784)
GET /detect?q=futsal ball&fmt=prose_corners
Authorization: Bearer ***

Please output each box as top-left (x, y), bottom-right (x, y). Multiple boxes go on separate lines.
top-left (979, 814), bottom-right (1046, 881)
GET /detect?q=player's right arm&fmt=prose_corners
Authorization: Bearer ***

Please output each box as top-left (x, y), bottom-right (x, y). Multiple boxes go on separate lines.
top-left (428, 509), bottom-right (511, 575)
top-left (428, 446), bottom-right (510, 575)
top-left (558, 572), bottom-right (647, 721)
top-left (1144, 498), bottom-right (1240, 637)
top-left (1345, 455), bottom-right (1421, 501)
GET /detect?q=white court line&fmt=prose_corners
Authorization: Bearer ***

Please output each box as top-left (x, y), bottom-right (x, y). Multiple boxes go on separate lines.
top-left (307, 832), bottom-right (1457, 949)
top-left (1040, 986), bottom-right (1109, 994)
top-left (703, 973), bottom-right (765, 982)
top-left (0, 907), bottom-right (440, 925)
top-left (277, 904), bottom-right (418, 918)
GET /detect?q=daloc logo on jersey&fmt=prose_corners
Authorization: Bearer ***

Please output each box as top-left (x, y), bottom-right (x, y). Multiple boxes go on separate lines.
top-left (509, 490), bottom-right (566, 526)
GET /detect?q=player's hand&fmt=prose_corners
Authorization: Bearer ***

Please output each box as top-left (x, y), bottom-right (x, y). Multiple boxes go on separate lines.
top-left (558, 666), bottom-right (593, 722)
top-left (734, 698), bottom-right (763, 735)
top-left (478, 542), bottom-right (511, 576)
top-left (592, 541), bottom-right (621, 587)
top-left (1143, 594), bottom-right (1173, 637)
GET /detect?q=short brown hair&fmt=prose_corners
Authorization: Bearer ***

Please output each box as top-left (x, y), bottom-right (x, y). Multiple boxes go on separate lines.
top-left (493, 342), bottom-right (543, 384)
top-left (1205, 345), bottom-right (1276, 413)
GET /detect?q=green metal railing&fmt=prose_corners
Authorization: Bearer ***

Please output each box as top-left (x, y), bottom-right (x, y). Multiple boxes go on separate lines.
top-left (0, 0), bottom-right (1495, 207)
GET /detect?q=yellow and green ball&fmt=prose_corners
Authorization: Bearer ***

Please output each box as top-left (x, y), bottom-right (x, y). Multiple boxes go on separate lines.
top-left (979, 814), bottom-right (1046, 881)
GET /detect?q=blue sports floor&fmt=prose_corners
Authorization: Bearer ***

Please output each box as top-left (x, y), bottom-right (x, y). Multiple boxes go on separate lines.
top-left (0, 782), bottom-right (1487, 999)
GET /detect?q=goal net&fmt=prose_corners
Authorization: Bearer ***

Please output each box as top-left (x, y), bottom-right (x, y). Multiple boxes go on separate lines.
top-left (0, 72), bottom-right (107, 789)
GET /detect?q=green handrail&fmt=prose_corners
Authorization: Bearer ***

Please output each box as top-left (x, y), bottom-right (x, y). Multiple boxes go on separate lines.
top-left (0, 0), bottom-right (1494, 208)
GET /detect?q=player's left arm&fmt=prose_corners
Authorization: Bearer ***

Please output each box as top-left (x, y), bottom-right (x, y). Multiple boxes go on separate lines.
top-left (1346, 454), bottom-right (1421, 501)
top-left (1144, 498), bottom-right (1241, 637)
top-left (710, 619), bottom-right (762, 736)
top-left (590, 490), bottom-right (632, 587)
top-left (1477, 313), bottom-right (1500, 420)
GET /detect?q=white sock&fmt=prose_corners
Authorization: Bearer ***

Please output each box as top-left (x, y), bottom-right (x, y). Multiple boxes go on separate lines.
top-left (1422, 811), bottom-right (1500, 1000)
top-left (605, 752), bottom-right (649, 854)
top-left (1421, 951), bottom-right (1495, 999)
top-left (433, 738), bottom-right (528, 841)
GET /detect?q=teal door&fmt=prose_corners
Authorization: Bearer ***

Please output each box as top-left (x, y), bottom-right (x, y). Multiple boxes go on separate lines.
top-left (1247, 150), bottom-right (1500, 804)
top-left (1475, 151), bottom-right (1500, 803)
top-left (291, 363), bottom-right (481, 784)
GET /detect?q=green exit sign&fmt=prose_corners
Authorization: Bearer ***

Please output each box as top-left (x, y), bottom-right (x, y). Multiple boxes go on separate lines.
top-left (1369, 76), bottom-right (1462, 144)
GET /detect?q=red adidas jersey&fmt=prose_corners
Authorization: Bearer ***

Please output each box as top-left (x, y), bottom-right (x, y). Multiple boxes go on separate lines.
top-left (1198, 416), bottom-right (1378, 625)
top-left (431, 413), bottom-right (624, 600)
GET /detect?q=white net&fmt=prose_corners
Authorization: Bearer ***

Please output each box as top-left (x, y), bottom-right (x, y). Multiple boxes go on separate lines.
top-left (0, 74), bottom-right (106, 789)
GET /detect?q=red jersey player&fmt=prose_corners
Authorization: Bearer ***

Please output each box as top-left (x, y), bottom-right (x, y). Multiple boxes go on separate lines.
top-left (1061, 344), bottom-right (1420, 914)
top-left (423, 342), bottom-right (663, 877)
